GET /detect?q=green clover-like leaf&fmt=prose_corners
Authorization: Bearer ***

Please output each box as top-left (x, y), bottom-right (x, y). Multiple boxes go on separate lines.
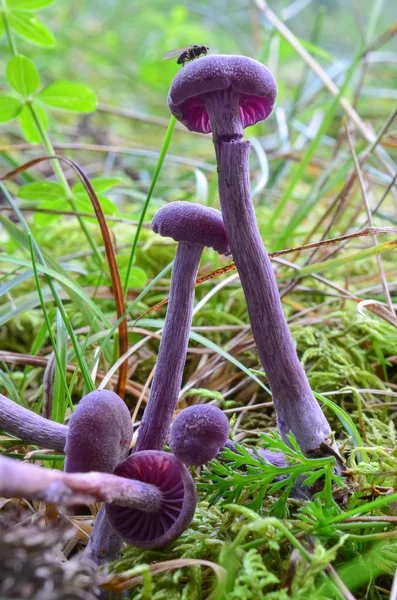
top-left (0, 96), bottom-right (23, 122)
top-left (17, 181), bottom-right (64, 201)
top-left (8, 11), bottom-right (55, 47)
top-left (72, 177), bottom-right (122, 195)
top-left (6, 55), bottom-right (40, 96)
top-left (7, 0), bottom-right (56, 9)
top-left (38, 81), bottom-right (97, 113)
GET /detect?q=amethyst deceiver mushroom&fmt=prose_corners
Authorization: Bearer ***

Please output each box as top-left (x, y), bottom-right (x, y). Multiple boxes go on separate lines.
top-left (64, 390), bottom-right (133, 568)
top-left (169, 404), bottom-right (230, 466)
top-left (106, 450), bottom-right (196, 549)
top-left (134, 201), bottom-right (229, 453)
top-left (64, 389), bottom-right (133, 474)
top-left (0, 392), bottom-right (67, 451)
top-left (168, 56), bottom-right (333, 455)
top-left (169, 403), bottom-right (287, 467)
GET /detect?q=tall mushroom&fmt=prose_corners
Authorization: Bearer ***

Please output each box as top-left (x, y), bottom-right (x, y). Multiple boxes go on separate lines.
top-left (168, 56), bottom-right (333, 456)
top-left (134, 201), bottom-right (229, 453)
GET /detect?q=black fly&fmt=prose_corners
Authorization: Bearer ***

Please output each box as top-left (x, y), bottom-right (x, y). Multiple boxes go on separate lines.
top-left (163, 44), bottom-right (209, 66)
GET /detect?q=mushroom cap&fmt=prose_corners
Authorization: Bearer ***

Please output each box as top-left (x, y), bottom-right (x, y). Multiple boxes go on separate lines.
top-left (106, 451), bottom-right (196, 549)
top-left (168, 54), bottom-right (277, 134)
top-left (152, 201), bottom-right (230, 255)
top-left (65, 390), bottom-right (133, 474)
top-left (169, 404), bottom-right (230, 466)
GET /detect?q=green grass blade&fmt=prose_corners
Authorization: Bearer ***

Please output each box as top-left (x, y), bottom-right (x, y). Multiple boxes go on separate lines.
top-left (123, 115), bottom-right (176, 298)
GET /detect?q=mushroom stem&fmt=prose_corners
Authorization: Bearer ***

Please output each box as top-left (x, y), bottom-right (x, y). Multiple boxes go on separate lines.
top-left (214, 141), bottom-right (332, 454)
top-left (0, 456), bottom-right (162, 512)
top-left (205, 89), bottom-right (244, 142)
top-left (135, 241), bottom-right (203, 452)
top-left (82, 505), bottom-right (123, 567)
top-left (0, 393), bottom-right (67, 452)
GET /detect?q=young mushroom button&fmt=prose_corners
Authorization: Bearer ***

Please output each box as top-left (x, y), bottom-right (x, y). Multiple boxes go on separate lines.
top-left (169, 404), bottom-right (230, 466)
top-left (64, 389), bottom-right (133, 569)
top-left (168, 56), bottom-right (334, 456)
top-left (65, 389), bottom-right (133, 474)
top-left (134, 201), bottom-right (229, 454)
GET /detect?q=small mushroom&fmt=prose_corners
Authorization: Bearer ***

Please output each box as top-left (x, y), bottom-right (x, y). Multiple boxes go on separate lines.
top-left (169, 404), bottom-right (230, 466)
top-left (0, 392), bottom-right (67, 451)
top-left (106, 450), bottom-right (196, 549)
top-left (168, 56), bottom-right (334, 456)
top-left (64, 390), bottom-right (133, 570)
top-left (65, 389), bottom-right (133, 474)
top-left (135, 201), bottom-right (229, 453)
top-left (169, 404), bottom-right (287, 468)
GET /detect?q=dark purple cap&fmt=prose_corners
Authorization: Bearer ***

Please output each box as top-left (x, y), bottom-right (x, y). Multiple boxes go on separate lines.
top-left (169, 404), bottom-right (230, 466)
top-left (65, 390), bottom-right (133, 474)
top-left (152, 201), bottom-right (230, 255)
top-left (106, 451), bottom-right (196, 548)
top-left (168, 55), bottom-right (277, 134)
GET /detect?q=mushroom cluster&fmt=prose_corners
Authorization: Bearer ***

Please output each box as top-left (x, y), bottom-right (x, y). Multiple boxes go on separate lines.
top-left (167, 55), bottom-right (334, 456)
top-left (0, 52), bottom-right (338, 588)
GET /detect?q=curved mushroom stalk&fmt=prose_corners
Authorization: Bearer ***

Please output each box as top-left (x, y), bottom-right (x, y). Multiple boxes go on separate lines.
top-left (135, 201), bottom-right (229, 453)
top-left (0, 455), bottom-right (162, 511)
top-left (106, 451), bottom-right (197, 549)
top-left (168, 55), bottom-right (334, 456)
top-left (0, 392), bottom-right (67, 451)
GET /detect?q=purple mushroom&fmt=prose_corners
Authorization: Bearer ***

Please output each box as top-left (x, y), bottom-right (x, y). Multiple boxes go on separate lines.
top-left (134, 201), bottom-right (229, 453)
top-left (64, 390), bottom-right (132, 568)
top-left (169, 404), bottom-right (230, 466)
top-left (168, 55), bottom-right (334, 456)
top-left (106, 450), bottom-right (196, 549)
top-left (0, 392), bottom-right (67, 451)
top-left (169, 403), bottom-right (287, 468)
top-left (64, 389), bottom-right (132, 474)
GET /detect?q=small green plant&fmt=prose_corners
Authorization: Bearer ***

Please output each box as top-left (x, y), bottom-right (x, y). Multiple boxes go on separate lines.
top-left (200, 431), bottom-right (343, 518)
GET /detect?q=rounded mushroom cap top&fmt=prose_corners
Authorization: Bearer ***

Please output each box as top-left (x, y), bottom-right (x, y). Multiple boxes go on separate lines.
top-left (65, 390), bottom-right (133, 474)
top-left (152, 201), bottom-right (230, 255)
top-left (106, 450), bottom-right (197, 549)
top-left (169, 404), bottom-right (230, 466)
top-left (168, 54), bottom-right (277, 134)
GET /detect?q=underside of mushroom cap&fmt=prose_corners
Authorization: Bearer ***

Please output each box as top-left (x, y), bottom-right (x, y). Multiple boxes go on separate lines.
top-left (168, 54), bottom-right (277, 134)
top-left (152, 201), bottom-right (230, 255)
top-left (106, 451), bottom-right (197, 549)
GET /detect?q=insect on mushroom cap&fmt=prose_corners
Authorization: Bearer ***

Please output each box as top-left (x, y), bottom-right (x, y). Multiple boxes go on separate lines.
top-left (65, 389), bottom-right (133, 474)
top-left (168, 54), bottom-right (277, 134)
top-left (106, 450), bottom-right (197, 549)
top-left (152, 201), bottom-right (230, 255)
top-left (169, 404), bottom-right (230, 466)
